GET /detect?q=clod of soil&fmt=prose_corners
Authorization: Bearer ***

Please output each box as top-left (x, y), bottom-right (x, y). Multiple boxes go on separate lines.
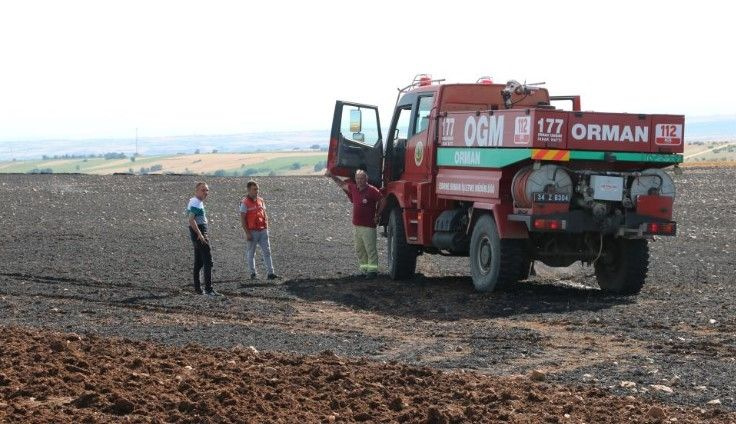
top-left (1, 327), bottom-right (732, 423)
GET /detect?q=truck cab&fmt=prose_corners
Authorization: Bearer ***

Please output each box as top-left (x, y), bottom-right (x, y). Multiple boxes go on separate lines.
top-left (328, 75), bottom-right (683, 295)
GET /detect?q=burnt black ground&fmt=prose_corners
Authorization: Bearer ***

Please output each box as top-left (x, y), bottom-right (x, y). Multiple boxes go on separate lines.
top-left (0, 168), bottom-right (734, 412)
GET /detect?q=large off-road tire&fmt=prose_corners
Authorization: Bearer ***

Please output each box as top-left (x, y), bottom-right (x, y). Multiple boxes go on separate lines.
top-left (469, 214), bottom-right (525, 292)
top-left (594, 237), bottom-right (649, 295)
top-left (387, 208), bottom-right (417, 280)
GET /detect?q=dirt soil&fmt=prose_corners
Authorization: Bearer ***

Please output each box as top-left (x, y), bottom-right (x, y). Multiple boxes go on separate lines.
top-left (0, 168), bottom-right (734, 422)
top-left (2, 327), bottom-right (732, 423)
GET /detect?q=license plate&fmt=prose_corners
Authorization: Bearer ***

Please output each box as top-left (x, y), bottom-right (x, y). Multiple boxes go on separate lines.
top-left (533, 192), bottom-right (570, 203)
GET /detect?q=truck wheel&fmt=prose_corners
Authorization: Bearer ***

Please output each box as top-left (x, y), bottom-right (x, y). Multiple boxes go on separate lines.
top-left (387, 208), bottom-right (417, 280)
top-left (594, 238), bottom-right (649, 295)
top-left (469, 214), bottom-right (521, 292)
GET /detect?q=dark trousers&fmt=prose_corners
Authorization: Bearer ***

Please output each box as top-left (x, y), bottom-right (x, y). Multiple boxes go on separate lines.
top-left (190, 227), bottom-right (213, 292)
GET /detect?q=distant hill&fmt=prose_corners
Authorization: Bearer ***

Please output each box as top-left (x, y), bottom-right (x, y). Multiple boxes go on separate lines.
top-left (684, 115), bottom-right (736, 141)
top-left (0, 130), bottom-right (328, 161)
top-left (1, 115), bottom-right (734, 161)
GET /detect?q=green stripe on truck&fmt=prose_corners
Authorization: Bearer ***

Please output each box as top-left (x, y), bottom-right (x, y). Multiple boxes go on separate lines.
top-left (436, 148), bottom-right (532, 168)
top-left (436, 147), bottom-right (683, 167)
top-left (568, 151), bottom-right (683, 163)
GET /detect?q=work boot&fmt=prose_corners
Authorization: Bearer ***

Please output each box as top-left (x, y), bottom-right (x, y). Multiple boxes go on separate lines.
top-left (194, 287), bottom-right (203, 295)
top-left (267, 273), bottom-right (280, 280)
top-left (365, 272), bottom-right (378, 279)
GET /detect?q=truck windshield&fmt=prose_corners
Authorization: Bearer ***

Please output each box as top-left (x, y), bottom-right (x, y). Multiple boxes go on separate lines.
top-left (393, 107), bottom-right (411, 141)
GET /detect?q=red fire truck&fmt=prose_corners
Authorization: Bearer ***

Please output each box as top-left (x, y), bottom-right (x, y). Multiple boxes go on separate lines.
top-left (327, 75), bottom-right (683, 294)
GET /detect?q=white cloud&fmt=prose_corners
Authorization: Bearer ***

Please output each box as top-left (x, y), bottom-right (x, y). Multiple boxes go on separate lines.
top-left (0, 0), bottom-right (734, 140)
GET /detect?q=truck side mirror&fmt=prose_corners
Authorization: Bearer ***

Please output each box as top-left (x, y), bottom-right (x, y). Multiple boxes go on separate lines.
top-left (349, 109), bottom-right (362, 133)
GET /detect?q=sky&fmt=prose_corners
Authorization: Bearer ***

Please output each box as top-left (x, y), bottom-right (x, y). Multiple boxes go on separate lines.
top-left (0, 0), bottom-right (734, 141)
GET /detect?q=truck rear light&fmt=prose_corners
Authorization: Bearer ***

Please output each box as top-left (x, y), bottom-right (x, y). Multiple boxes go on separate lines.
top-left (645, 222), bottom-right (676, 235)
top-left (533, 218), bottom-right (566, 231)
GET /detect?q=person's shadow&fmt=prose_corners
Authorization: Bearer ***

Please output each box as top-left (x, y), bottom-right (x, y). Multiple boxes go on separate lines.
top-left (285, 273), bottom-right (634, 321)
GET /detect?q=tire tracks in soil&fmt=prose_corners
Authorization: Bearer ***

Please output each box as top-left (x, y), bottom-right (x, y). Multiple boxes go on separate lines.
top-left (2, 272), bottom-right (733, 377)
top-left (287, 299), bottom-right (654, 374)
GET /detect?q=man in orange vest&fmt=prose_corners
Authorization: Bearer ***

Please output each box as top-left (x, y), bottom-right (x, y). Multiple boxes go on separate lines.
top-left (239, 180), bottom-right (279, 280)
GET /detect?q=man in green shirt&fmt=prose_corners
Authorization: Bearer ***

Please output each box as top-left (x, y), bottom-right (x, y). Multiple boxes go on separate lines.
top-left (187, 182), bottom-right (221, 296)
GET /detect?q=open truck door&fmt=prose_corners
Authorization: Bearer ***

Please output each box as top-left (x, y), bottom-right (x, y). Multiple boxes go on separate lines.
top-left (327, 101), bottom-right (383, 187)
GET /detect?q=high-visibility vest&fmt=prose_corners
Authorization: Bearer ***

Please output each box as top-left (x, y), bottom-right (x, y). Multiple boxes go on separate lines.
top-left (242, 196), bottom-right (268, 230)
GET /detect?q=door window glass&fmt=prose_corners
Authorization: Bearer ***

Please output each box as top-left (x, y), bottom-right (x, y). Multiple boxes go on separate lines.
top-left (413, 96), bottom-right (434, 135)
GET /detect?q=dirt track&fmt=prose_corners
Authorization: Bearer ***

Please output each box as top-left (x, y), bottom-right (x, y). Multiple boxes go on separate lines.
top-left (0, 168), bottom-right (735, 421)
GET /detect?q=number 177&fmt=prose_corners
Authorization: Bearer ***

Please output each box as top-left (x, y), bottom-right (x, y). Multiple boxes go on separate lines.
top-left (538, 118), bottom-right (563, 134)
